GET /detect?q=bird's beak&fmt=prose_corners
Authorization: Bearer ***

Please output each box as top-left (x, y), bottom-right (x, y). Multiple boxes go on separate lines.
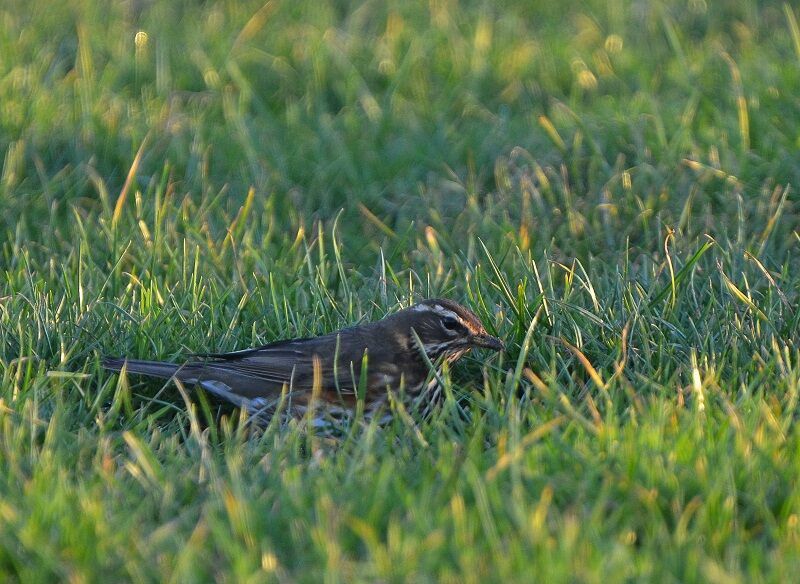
top-left (471, 333), bottom-right (505, 352)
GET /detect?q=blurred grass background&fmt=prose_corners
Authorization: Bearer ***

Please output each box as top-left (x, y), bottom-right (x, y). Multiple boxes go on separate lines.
top-left (1, 0), bottom-right (799, 581)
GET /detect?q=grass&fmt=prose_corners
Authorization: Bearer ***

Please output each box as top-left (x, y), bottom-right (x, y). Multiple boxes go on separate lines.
top-left (1, 0), bottom-right (800, 580)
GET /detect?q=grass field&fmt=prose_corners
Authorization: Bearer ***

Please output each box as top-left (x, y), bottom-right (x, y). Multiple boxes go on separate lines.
top-left (2, 0), bottom-right (800, 581)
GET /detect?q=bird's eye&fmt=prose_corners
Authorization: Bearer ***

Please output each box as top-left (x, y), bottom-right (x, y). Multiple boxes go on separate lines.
top-left (441, 316), bottom-right (460, 331)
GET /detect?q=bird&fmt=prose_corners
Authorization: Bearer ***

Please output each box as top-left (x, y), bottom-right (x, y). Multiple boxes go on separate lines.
top-left (102, 299), bottom-right (504, 426)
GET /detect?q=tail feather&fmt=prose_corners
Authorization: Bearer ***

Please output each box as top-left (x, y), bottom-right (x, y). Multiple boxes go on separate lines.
top-left (101, 357), bottom-right (197, 382)
top-left (102, 357), bottom-right (262, 414)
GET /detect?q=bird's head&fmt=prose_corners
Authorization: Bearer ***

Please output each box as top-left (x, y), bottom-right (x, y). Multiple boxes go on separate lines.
top-left (395, 298), bottom-right (504, 362)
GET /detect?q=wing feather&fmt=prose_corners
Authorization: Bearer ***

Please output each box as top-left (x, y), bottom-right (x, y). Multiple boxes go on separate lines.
top-left (190, 336), bottom-right (361, 394)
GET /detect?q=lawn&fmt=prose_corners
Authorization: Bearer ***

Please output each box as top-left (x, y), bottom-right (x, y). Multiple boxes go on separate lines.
top-left (1, 0), bottom-right (799, 581)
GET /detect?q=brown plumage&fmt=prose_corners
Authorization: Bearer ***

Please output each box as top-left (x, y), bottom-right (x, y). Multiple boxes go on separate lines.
top-left (102, 299), bottom-right (503, 424)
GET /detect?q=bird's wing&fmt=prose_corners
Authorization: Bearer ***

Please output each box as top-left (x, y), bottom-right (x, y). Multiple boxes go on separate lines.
top-left (192, 336), bottom-right (314, 360)
top-left (195, 336), bottom-right (368, 396)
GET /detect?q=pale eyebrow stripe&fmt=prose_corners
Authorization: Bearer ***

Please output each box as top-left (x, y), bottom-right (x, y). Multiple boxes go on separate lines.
top-left (414, 304), bottom-right (460, 319)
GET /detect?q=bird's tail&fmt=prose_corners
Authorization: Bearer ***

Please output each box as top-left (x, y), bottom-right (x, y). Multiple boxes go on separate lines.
top-left (102, 357), bottom-right (261, 413)
top-left (101, 357), bottom-right (197, 382)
